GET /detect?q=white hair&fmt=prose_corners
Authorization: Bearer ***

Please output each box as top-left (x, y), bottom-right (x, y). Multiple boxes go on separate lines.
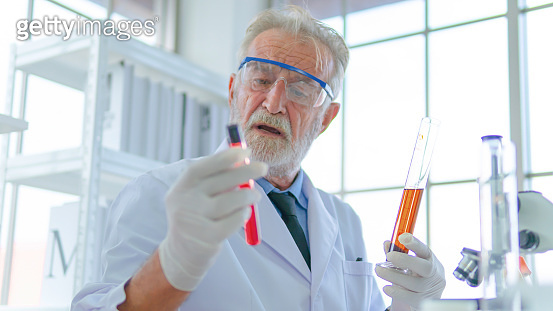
top-left (236, 5), bottom-right (349, 102)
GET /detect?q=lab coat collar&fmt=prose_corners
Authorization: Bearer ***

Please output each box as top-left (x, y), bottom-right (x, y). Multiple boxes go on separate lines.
top-left (218, 139), bottom-right (310, 278)
top-left (252, 182), bottom-right (312, 281)
top-left (303, 174), bottom-right (339, 297)
top-left (247, 172), bottom-right (339, 286)
top-left (215, 141), bottom-right (229, 153)
top-left (217, 140), bottom-right (339, 285)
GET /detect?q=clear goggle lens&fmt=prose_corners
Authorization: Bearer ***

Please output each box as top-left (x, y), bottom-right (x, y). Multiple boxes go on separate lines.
top-left (239, 58), bottom-right (332, 108)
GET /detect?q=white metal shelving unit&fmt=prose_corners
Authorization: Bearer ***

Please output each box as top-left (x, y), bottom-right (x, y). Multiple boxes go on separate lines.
top-left (5, 147), bottom-right (165, 199)
top-left (0, 115), bottom-right (28, 134)
top-left (0, 34), bottom-right (227, 304)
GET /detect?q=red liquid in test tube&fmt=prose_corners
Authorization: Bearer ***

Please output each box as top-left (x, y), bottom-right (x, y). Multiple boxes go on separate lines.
top-left (227, 124), bottom-right (261, 245)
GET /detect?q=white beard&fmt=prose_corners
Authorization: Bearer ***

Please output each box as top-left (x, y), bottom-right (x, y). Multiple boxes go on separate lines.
top-left (229, 102), bottom-right (322, 179)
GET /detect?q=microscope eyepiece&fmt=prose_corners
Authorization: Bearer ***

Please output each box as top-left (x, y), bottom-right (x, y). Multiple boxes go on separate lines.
top-left (454, 248), bottom-right (481, 287)
top-left (519, 229), bottom-right (540, 251)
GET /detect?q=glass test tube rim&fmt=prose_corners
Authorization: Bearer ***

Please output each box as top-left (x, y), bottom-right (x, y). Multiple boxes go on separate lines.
top-left (404, 117), bottom-right (440, 189)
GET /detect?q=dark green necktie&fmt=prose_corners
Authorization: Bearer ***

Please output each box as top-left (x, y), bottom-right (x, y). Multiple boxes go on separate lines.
top-left (268, 191), bottom-right (310, 269)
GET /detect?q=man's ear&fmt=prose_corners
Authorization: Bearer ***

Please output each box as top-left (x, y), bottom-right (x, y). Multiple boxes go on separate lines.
top-left (319, 102), bottom-right (340, 135)
top-left (228, 73), bottom-right (237, 108)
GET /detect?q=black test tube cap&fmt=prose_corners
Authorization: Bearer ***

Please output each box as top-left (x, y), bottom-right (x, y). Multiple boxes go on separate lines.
top-left (227, 124), bottom-right (242, 144)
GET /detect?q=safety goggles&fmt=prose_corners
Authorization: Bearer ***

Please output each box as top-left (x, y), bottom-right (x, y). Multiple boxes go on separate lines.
top-left (238, 57), bottom-right (334, 108)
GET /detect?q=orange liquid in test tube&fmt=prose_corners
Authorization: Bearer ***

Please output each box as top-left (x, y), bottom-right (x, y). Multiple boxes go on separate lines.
top-left (377, 117), bottom-right (439, 274)
top-left (390, 188), bottom-right (424, 253)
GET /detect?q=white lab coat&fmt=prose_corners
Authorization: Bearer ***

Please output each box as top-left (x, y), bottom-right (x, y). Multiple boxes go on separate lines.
top-left (72, 149), bottom-right (385, 311)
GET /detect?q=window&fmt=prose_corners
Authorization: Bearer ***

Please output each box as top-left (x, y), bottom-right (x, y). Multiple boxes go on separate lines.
top-left (300, 0), bottom-right (553, 303)
top-left (344, 36), bottom-right (425, 191)
top-left (526, 7), bottom-right (553, 174)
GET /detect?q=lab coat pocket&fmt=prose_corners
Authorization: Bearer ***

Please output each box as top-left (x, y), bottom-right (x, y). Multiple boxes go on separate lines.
top-left (343, 260), bottom-right (375, 310)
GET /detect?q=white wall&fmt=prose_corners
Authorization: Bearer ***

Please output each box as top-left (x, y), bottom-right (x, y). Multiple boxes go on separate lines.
top-left (177, 0), bottom-right (270, 78)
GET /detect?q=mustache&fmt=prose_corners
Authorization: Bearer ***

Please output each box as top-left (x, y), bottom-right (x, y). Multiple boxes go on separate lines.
top-left (245, 109), bottom-right (292, 139)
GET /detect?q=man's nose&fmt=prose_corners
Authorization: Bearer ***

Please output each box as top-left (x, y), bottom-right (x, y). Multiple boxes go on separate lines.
top-left (262, 78), bottom-right (287, 114)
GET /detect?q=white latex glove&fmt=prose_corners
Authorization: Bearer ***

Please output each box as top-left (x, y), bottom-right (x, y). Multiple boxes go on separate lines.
top-left (159, 148), bottom-right (268, 291)
top-left (375, 233), bottom-right (446, 311)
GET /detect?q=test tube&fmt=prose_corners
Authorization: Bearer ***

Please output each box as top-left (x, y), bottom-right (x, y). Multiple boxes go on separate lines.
top-left (390, 117), bottom-right (440, 253)
top-left (227, 124), bottom-right (262, 246)
top-left (377, 117), bottom-right (440, 273)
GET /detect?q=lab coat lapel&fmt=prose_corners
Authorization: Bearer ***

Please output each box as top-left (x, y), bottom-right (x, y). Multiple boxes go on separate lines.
top-left (244, 183), bottom-right (311, 281)
top-left (303, 175), bottom-right (339, 296)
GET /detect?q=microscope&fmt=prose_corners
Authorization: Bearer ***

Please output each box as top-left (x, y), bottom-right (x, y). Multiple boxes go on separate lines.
top-left (517, 191), bottom-right (553, 254)
top-left (448, 190), bottom-right (553, 311)
top-left (454, 191), bottom-right (553, 288)
top-left (423, 136), bottom-right (553, 311)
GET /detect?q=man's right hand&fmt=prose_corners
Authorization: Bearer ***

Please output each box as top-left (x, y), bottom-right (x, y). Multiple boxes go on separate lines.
top-left (158, 148), bottom-right (268, 291)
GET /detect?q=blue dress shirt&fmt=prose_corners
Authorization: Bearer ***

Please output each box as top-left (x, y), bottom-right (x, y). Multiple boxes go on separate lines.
top-left (256, 169), bottom-right (309, 246)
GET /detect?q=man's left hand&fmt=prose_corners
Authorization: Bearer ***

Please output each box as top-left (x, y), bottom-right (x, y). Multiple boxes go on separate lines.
top-left (375, 233), bottom-right (446, 310)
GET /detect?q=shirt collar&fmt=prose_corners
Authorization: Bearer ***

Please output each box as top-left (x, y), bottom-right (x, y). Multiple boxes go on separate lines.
top-left (256, 169), bottom-right (305, 203)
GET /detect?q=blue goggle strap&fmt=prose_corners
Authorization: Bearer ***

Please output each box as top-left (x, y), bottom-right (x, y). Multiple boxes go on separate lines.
top-left (238, 57), bottom-right (334, 100)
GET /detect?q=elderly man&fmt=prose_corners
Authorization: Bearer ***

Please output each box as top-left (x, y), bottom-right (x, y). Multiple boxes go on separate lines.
top-left (72, 6), bottom-right (445, 311)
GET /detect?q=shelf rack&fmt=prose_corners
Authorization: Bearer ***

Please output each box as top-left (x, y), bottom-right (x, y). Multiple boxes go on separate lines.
top-left (0, 115), bottom-right (28, 134)
top-left (0, 34), bottom-right (227, 304)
